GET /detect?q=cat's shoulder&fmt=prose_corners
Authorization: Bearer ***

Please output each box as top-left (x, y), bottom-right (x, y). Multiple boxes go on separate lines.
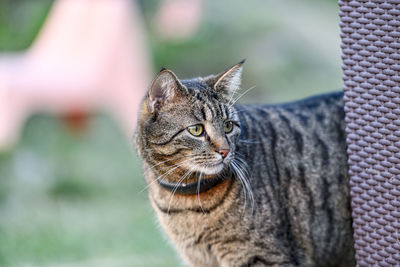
top-left (237, 91), bottom-right (344, 113)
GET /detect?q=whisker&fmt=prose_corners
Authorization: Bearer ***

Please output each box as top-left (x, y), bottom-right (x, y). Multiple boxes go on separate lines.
top-left (150, 158), bottom-right (190, 173)
top-left (229, 108), bottom-right (251, 115)
top-left (144, 155), bottom-right (187, 174)
top-left (234, 157), bottom-right (255, 212)
top-left (238, 139), bottom-right (260, 144)
top-left (167, 164), bottom-right (197, 215)
top-left (227, 86), bottom-right (242, 106)
top-left (231, 158), bottom-right (255, 215)
top-left (235, 151), bottom-right (246, 158)
top-left (229, 85), bottom-right (256, 108)
top-left (139, 158), bottom-right (192, 193)
top-left (231, 160), bottom-right (248, 213)
top-left (197, 171), bottom-right (205, 214)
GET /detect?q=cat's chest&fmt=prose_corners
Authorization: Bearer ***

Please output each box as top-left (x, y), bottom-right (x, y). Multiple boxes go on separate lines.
top-left (154, 203), bottom-right (227, 241)
top-left (157, 212), bottom-right (228, 266)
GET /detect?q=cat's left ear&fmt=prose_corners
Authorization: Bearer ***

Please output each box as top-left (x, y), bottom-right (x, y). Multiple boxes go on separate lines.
top-left (206, 60), bottom-right (245, 97)
top-left (147, 68), bottom-right (184, 113)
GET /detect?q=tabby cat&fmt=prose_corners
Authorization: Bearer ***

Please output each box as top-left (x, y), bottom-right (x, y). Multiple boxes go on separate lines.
top-left (135, 61), bottom-right (355, 267)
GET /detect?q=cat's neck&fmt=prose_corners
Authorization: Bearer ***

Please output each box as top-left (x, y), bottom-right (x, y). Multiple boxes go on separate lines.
top-left (156, 171), bottom-right (230, 195)
top-left (146, 168), bottom-right (238, 214)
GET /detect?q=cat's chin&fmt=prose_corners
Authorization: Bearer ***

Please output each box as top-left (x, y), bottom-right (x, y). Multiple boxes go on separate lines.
top-left (195, 163), bottom-right (225, 176)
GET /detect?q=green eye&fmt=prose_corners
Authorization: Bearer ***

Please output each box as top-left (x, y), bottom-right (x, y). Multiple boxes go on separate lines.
top-left (187, 124), bottom-right (204, 136)
top-left (224, 121), bottom-right (233, 133)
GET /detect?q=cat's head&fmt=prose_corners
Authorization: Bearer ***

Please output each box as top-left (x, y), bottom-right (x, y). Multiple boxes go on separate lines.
top-left (136, 61), bottom-right (244, 183)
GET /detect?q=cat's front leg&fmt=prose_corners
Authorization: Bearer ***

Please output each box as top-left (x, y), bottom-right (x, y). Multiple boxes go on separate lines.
top-left (180, 244), bottom-right (220, 267)
top-left (215, 245), bottom-right (296, 267)
top-left (219, 256), bottom-right (296, 267)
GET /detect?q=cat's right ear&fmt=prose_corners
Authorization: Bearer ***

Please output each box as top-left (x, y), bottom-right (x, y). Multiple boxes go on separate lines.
top-left (205, 60), bottom-right (245, 97)
top-left (147, 69), bottom-right (183, 113)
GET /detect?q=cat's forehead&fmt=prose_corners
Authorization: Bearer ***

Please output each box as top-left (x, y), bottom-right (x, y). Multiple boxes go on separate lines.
top-left (181, 79), bottom-right (210, 92)
top-left (181, 78), bottom-right (223, 103)
top-left (150, 77), bottom-right (235, 123)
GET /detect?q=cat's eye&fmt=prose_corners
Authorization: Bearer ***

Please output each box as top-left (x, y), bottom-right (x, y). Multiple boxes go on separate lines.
top-left (187, 124), bottom-right (204, 136)
top-left (224, 121), bottom-right (233, 133)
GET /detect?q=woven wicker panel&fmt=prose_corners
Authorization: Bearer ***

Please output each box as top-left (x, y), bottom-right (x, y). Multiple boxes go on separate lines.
top-left (339, 0), bottom-right (400, 265)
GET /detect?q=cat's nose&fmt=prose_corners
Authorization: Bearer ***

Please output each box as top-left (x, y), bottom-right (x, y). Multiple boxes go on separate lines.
top-left (217, 149), bottom-right (230, 159)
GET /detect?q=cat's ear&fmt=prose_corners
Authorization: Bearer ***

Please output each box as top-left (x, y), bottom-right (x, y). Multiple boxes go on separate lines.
top-left (207, 60), bottom-right (245, 96)
top-left (147, 69), bottom-right (184, 113)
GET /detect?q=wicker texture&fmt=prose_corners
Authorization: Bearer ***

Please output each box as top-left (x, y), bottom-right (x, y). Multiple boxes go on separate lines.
top-left (339, 0), bottom-right (400, 265)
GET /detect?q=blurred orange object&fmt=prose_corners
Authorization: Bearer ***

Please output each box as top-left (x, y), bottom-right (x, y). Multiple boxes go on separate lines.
top-left (0, 0), bottom-right (152, 149)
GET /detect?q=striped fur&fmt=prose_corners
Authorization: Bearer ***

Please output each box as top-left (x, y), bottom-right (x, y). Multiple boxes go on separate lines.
top-left (136, 64), bottom-right (355, 267)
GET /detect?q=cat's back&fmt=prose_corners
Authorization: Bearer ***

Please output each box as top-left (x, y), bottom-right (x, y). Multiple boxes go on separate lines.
top-left (236, 92), bottom-right (355, 266)
top-left (238, 91), bottom-right (345, 138)
top-left (237, 91), bottom-right (346, 167)
top-left (236, 91), bottom-right (347, 175)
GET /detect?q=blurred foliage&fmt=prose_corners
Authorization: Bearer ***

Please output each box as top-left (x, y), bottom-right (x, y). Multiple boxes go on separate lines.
top-left (148, 0), bottom-right (342, 104)
top-left (48, 174), bottom-right (94, 200)
top-left (0, 0), bottom-right (342, 266)
top-left (0, 115), bottom-right (179, 266)
top-left (0, 0), bottom-right (53, 51)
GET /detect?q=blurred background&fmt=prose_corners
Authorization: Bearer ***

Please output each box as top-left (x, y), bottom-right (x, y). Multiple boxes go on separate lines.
top-left (0, 0), bottom-right (342, 266)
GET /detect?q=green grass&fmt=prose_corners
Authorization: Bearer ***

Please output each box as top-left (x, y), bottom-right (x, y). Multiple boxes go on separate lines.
top-left (0, 115), bottom-right (180, 266)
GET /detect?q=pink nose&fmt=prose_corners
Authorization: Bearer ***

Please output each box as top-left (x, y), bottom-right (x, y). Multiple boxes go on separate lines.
top-left (217, 149), bottom-right (230, 158)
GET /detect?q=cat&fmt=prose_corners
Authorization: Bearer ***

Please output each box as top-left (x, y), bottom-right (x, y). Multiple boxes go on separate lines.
top-left (135, 61), bottom-right (355, 267)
